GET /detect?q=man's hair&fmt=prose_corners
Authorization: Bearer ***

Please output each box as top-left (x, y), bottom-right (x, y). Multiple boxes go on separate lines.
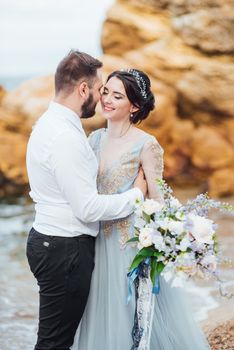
top-left (54, 50), bottom-right (103, 95)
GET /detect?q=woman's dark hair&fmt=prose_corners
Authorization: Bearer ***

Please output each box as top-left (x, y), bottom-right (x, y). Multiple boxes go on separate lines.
top-left (55, 50), bottom-right (103, 95)
top-left (106, 69), bottom-right (155, 124)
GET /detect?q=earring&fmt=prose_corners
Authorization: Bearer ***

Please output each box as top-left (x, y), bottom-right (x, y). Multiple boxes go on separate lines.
top-left (130, 113), bottom-right (134, 122)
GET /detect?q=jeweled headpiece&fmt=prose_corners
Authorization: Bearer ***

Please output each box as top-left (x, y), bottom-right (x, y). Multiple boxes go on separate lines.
top-left (122, 69), bottom-right (147, 99)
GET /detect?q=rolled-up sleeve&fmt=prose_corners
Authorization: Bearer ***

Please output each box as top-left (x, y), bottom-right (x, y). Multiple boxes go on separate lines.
top-left (50, 130), bottom-right (143, 223)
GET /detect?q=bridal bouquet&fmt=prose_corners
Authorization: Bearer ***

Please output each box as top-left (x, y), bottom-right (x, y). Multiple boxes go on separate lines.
top-left (127, 180), bottom-right (234, 295)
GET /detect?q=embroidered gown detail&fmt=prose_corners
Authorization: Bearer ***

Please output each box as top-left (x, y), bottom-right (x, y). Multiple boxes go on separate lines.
top-left (73, 128), bottom-right (210, 350)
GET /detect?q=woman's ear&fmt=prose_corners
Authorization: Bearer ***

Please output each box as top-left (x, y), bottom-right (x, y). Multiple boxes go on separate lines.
top-left (130, 105), bottom-right (139, 113)
top-left (78, 81), bottom-right (89, 99)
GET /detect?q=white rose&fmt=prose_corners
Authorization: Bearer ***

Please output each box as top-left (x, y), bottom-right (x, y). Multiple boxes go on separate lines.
top-left (177, 236), bottom-right (191, 251)
top-left (158, 217), bottom-right (170, 231)
top-left (188, 214), bottom-right (215, 244)
top-left (167, 220), bottom-right (185, 236)
top-left (139, 227), bottom-right (153, 247)
top-left (142, 199), bottom-right (163, 216)
top-left (152, 232), bottom-right (165, 252)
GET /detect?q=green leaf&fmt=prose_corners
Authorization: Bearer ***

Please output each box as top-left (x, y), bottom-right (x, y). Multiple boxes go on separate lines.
top-left (156, 262), bottom-right (165, 274)
top-left (153, 251), bottom-right (162, 258)
top-left (129, 254), bottom-right (145, 271)
top-left (126, 237), bottom-right (139, 244)
top-left (142, 211), bottom-right (151, 223)
top-left (139, 247), bottom-right (155, 257)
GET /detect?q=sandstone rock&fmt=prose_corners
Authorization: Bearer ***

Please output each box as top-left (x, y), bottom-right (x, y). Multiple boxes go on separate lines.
top-left (102, 2), bottom-right (171, 55)
top-left (176, 64), bottom-right (234, 117)
top-left (2, 75), bottom-right (54, 120)
top-left (0, 108), bottom-right (30, 196)
top-left (124, 40), bottom-right (234, 117)
top-left (172, 8), bottom-right (234, 54)
top-left (219, 119), bottom-right (234, 148)
top-left (191, 127), bottom-right (234, 170)
top-left (126, 0), bottom-right (234, 16)
top-left (0, 131), bottom-right (28, 195)
top-left (102, 54), bottom-right (132, 75)
top-left (208, 167), bottom-right (234, 198)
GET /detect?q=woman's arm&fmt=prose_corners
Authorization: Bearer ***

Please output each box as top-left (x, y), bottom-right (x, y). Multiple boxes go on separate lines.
top-left (140, 136), bottom-right (164, 202)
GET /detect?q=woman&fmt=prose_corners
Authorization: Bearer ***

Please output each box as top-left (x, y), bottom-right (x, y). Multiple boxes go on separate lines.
top-left (73, 69), bottom-right (210, 349)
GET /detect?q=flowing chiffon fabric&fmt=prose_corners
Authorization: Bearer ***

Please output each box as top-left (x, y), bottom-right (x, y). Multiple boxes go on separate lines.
top-left (73, 128), bottom-right (210, 350)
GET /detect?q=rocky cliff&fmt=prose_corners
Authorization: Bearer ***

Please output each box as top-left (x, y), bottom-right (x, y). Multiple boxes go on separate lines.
top-left (0, 0), bottom-right (234, 197)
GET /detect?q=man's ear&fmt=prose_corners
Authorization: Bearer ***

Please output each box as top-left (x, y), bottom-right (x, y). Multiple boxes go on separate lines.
top-left (78, 81), bottom-right (89, 99)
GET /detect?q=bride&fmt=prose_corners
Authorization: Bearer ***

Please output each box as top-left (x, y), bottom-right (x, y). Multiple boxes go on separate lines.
top-left (73, 69), bottom-right (210, 349)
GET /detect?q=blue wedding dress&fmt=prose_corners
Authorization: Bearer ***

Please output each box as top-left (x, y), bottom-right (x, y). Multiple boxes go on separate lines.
top-left (73, 128), bottom-right (210, 350)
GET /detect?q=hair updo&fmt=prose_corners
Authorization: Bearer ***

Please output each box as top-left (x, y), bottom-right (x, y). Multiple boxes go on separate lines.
top-left (106, 69), bottom-right (155, 124)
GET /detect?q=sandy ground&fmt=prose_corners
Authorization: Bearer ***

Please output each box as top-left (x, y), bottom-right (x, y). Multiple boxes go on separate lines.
top-left (207, 320), bottom-right (234, 349)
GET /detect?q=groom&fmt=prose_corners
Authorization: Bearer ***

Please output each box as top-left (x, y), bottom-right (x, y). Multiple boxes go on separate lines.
top-left (26, 50), bottom-right (147, 350)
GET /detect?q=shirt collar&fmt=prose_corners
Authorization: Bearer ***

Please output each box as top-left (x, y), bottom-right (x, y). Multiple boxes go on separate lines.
top-left (49, 101), bottom-right (85, 135)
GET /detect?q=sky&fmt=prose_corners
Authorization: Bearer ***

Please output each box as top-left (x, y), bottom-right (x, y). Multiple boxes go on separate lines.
top-left (0, 0), bottom-right (114, 81)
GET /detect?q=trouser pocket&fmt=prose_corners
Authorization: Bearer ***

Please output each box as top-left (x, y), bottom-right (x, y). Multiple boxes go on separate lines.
top-left (26, 228), bottom-right (53, 279)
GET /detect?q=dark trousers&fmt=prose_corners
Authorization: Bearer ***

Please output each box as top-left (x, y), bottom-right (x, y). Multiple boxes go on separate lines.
top-left (26, 227), bottom-right (95, 350)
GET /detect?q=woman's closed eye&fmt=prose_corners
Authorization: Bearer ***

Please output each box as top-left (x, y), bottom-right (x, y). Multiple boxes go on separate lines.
top-left (102, 90), bottom-right (122, 100)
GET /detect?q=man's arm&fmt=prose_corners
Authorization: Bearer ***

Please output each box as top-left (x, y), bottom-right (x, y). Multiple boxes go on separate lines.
top-left (51, 131), bottom-right (144, 223)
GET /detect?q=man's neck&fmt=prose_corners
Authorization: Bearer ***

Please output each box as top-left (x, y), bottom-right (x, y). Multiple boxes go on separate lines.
top-left (54, 95), bottom-right (81, 118)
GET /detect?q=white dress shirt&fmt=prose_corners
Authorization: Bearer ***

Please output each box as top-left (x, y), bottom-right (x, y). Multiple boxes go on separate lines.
top-left (26, 102), bottom-right (143, 237)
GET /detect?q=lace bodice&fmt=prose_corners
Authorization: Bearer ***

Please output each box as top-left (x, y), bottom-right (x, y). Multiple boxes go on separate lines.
top-left (89, 128), bottom-right (164, 202)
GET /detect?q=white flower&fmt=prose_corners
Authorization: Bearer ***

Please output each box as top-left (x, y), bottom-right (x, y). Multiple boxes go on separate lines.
top-left (175, 253), bottom-right (197, 276)
top-left (170, 196), bottom-right (182, 209)
top-left (167, 220), bottom-right (185, 236)
top-left (188, 214), bottom-right (215, 244)
top-left (139, 227), bottom-right (153, 247)
top-left (200, 254), bottom-right (217, 271)
top-left (135, 206), bottom-right (143, 217)
top-left (134, 217), bottom-right (146, 229)
top-left (157, 217), bottom-right (170, 231)
top-left (157, 255), bottom-right (166, 262)
top-left (152, 232), bottom-right (165, 252)
top-left (142, 199), bottom-right (163, 216)
top-left (177, 236), bottom-right (191, 251)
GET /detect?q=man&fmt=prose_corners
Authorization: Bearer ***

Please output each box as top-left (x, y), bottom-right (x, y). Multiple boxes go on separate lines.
top-left (26, 50), bottom-right (147, 350)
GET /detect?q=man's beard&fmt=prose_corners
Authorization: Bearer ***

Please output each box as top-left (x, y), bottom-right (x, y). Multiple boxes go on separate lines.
top-left (80, 93), bottom-right (97, 119)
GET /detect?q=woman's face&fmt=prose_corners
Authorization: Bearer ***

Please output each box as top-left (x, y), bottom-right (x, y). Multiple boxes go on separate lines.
top-left (101, 76), bottom-right (136, 122)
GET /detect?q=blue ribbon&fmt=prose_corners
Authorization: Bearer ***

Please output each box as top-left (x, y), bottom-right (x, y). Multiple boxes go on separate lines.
top-left (152, 273), bottom-right (160, 294)
top-left (127, 258), bottom-right (151, 304)
top-left (127, 258), bottom-right (161, 302)
top-left (127, 267), bottom-right (139, 304)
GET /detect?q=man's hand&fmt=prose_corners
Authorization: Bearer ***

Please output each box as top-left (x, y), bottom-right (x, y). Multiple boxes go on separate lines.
top-left (134, 168), bottom-right (147, 198)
